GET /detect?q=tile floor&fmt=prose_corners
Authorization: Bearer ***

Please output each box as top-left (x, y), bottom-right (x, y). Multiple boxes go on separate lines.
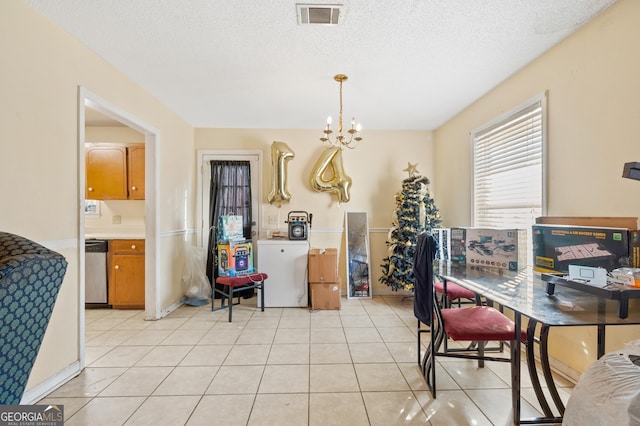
top-left (40, 295), bottom-right (573, 425)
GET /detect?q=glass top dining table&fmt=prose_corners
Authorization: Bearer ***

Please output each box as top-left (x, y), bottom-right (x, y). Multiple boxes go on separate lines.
top-left (435, 261), bottom-right (640, 424)
top-left (437, 262), bottom-right (640, 328)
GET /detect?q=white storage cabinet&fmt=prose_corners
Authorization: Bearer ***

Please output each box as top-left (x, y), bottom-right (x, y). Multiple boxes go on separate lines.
top-left (257, 240), bottom-right (309, 307)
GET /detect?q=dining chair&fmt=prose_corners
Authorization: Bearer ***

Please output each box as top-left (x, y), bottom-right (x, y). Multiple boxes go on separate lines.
top-left (414, 232), bottom-right (437, 365)
top-left (435, 279), bottom-right (506, 355)
top-left (413, 233), bottom-right (527, 401)
top-left (434, 280), bottom-right (477, 307)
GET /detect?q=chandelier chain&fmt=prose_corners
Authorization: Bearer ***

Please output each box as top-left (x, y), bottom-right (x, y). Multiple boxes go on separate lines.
top-left (338, 77), bottom-right (343, 134)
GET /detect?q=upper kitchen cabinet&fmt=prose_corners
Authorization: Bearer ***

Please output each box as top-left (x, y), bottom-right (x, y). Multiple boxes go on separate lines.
top-left (86, 144), bottom-right (127, 199)
top-left (86, 143), bottom-right (145, 200)
top-left (127, 144), bottom-right (145, 200)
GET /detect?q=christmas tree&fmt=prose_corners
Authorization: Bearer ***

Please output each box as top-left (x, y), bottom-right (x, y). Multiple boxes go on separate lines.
top-left (380, 163), bottom-right (442, 291)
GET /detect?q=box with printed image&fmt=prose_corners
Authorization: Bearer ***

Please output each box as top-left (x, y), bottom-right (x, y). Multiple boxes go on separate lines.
top-left (465, 228), bottom-right (527, 271)
top-left (217, 240), bottom-right (254, 277)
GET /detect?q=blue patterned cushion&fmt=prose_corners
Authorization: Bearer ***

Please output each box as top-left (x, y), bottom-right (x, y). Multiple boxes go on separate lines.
top-left (0, 232), bottom-right (67, 404)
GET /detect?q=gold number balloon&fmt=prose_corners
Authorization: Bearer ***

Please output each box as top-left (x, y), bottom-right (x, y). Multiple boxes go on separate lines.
top-left (267, 141), bottom-right (295, 207)
top-left (310, 146), bottom-right (352, 203)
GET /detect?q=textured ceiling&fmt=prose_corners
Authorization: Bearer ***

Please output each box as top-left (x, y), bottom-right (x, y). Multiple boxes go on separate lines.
top-left (27, 0), bottom-right (617, 130)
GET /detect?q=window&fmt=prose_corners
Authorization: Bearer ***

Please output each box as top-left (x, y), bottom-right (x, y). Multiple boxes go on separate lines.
top-left (472, 93), bottom-right (546, 260)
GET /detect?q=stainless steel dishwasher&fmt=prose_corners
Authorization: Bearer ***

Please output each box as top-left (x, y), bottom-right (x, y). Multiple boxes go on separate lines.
top-left (85, 239), bottom-right (109, 307)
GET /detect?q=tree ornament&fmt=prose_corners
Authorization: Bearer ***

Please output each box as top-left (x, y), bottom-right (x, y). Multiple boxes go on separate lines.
top-left (403, 162), bottom-right (419, 177)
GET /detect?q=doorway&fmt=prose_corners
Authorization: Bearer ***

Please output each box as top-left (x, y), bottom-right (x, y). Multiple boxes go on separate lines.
top-left (78, 87), bottom-right (159, 368)
top-left (197, 150), bottom-right (262, 255)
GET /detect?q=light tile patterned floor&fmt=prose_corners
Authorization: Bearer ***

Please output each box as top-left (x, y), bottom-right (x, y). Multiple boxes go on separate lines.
top-left (39, 295), bottom-right (573, 425)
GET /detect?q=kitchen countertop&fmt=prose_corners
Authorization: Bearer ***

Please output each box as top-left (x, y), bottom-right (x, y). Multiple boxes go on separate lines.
top-left (86, 228), bottom-right (145, 240)
top-left (86, 234), bottom-right (145, 240)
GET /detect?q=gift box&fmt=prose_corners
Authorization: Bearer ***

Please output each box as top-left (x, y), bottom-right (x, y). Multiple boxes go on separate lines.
top-left (218, 215), bottom-right (244, 242)
top-left (217, 240), bottom-right (254, 277)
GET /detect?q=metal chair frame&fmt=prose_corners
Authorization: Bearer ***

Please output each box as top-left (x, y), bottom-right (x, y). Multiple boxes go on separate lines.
top-left (213, 272), bottom-right (267, 322)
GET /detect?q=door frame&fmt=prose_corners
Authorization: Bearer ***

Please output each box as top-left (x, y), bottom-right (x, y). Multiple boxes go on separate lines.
top-left (196, 150), bottom-right (263, 249)
top-left (78, 87), bottom-right (160, 367)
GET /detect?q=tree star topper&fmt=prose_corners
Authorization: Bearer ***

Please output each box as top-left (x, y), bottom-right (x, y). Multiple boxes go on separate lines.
top-left (403, 162), bottom-right (419, 177)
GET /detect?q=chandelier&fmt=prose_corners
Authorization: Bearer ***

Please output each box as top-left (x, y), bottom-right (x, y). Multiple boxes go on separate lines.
top-left (321, 74), bottom-right (362, 149)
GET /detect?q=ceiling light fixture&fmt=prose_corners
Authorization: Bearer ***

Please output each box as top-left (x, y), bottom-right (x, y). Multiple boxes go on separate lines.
top-left (321, 74), bottom-right (362, 149)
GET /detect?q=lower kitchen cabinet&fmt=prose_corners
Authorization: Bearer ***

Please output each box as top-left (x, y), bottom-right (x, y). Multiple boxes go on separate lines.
top-left (108, 239), bottom-right (145, 309)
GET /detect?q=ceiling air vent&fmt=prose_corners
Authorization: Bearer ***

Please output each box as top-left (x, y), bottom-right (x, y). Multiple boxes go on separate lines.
top-left (297, 4), bottom-right (343, 25)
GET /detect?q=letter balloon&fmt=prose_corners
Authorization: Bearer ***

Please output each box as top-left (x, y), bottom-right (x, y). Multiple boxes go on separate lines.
top-left (310, 146), bottom-right (352, 203)
top-left (267, 141), bottom-right (294, 206)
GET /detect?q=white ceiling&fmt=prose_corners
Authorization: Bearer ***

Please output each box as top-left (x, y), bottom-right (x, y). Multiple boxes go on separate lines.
top-left (27, 0), bottom-right (617, 130)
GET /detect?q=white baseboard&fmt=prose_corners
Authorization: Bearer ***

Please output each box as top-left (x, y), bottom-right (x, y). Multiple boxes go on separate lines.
top-left (547, 356), bottom-right (581, 384)
top-left (20, 361), bottom-right (81, 405)
top-left (156, 300), bottom-right (183, 319)
top-left (522, 347), bottom-right (580, 385)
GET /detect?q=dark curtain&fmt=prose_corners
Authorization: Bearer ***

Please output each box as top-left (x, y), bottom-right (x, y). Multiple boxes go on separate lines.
top-left (206, 160), bottom-right (253, 298)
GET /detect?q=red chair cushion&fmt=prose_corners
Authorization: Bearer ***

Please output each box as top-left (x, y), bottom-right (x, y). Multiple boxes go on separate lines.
top-left (216, 272), bottom-right (268, 287)
top-left (434, 281), bottom-right (476, 300)
top-left (441, 306), bottom-right (527, 342)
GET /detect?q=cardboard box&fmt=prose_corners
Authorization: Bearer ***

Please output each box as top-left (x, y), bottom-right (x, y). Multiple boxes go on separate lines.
top-left (450, 228), bottom-right (467, 264)
top-left (217, 240), bottom-right (254, 277)
top-left (310, 281), bottom-right (341, 310)
top-left (308, 248), bottom-right (339, 282)
top-left (630, 230), bottom-right (640, 269)
top-left (536, 216), bottom-right (638, 229)
top-left (466, 228), bottom-right (527, 271)
top-left (433, 228), bottom-right (451, 260)
top-left (532, 225), bottom-right (638, 273)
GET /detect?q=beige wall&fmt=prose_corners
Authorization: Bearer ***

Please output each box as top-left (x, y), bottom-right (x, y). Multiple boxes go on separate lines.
top-left (434, 0), bottom-right (640, 374)
top-left (195, 128), bottom-right (434, 296)
top-left (85, 126), bottom-right (145, 143)
top-left (0, 1), bottom-right (194, 399)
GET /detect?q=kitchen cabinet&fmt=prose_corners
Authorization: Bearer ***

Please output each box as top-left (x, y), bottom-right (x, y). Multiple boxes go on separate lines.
top-left (86, 144), bottom-right (127, 199)
top-left (108, 239), bottom-right (145, 309)
top-left (256, 240), bottom-right (308, 307)
top-left (127, 144), bottom-right (145, 200)
top-left (85, 143), bottom-right (145, 200)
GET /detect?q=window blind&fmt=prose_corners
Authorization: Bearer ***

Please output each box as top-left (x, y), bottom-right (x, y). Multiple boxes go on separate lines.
top-left (472, 97), bottom-right (545, 230)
